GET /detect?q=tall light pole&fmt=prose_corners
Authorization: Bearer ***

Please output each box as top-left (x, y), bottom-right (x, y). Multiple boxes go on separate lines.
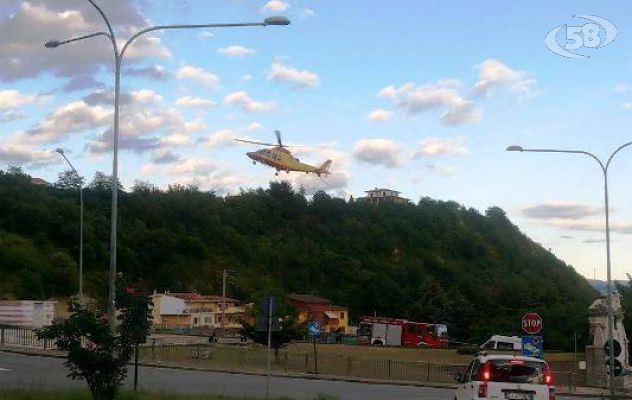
top-left (55, 148), bottom-right (84, 304)
top-left (507, 142), bottom-right (632, 400)
top-left (45, 0), bottom-right (290, 333)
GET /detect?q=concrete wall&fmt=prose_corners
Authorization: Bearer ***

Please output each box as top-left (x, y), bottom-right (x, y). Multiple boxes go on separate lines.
top-left (0, 300), bottom-right (56, 328)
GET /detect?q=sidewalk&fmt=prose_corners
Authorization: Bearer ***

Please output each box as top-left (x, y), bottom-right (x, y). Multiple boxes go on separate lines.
top-left (0, 345), bottom-right (624, 398)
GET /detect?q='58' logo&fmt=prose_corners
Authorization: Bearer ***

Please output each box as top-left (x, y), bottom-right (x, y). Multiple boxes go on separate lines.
top-left (545, 15), bottom-right (617, 58)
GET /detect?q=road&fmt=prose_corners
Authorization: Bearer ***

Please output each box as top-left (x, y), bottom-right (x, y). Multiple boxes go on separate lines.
top-left (0, 351), bottom-right (587, 400)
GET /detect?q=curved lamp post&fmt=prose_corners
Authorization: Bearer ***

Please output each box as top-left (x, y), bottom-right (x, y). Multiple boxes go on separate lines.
top-left (507, 141), bottom-right (632, 400)
top-left (55, 148), bottom-right (84, 304)
top-left (45, 0), bottom-right (290, 333)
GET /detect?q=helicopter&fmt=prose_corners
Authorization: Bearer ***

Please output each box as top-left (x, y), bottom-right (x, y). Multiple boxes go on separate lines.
top-left (234, 130), bottom-right (332, 177)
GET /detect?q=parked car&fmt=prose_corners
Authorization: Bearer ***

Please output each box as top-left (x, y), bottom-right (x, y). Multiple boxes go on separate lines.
top-left (480, 335), bottom-right (523, 351)
top-left (454, 354), bottom-right (554, 400)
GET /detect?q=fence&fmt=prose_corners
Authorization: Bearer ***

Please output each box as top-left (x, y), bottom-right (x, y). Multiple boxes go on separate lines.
top-left (0, 325), bottom-right (585, 389)
top-left (138, 343), bottom-right (467, 383)
top-left (0, 325), bottom-right (57, 350)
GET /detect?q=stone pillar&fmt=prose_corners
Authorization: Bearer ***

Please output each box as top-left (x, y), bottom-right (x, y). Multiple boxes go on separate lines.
top-left (586, 293), bottom-right (632, 388)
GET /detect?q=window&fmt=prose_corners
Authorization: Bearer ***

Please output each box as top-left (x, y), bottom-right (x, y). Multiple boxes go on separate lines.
top-left (407, 325), bottom-right (416, 335)
top-left (463, 361), bottom-right (474, 383)
top-left (497, 341), bottom-right (515, 351)
top-left (193, 317), bottom-right (199, 325)
top-left (340, 312), bottom-right (345, 319)
top-left (470, 360), bottom-right (481, 381)
top-left (483, 340), bottom-right (496, 350)
top-left (485, 360), bottom-right (546, 384)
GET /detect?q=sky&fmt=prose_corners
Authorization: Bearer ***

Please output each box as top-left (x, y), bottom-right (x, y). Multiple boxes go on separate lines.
top-left (1, 0), bottom-right (632, 280)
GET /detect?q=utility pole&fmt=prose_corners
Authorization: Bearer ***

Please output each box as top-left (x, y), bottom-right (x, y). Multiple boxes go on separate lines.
top-left (222, 268), bottom-right (227, 338)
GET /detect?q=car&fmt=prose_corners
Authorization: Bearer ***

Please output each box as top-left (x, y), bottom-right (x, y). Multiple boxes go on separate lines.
top-left (454, 353), bottom-right (554, 400)
top-left (480, 335), bottom-right (523, 351)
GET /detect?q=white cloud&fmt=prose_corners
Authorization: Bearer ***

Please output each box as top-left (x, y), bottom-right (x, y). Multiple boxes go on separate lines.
top-left (241, 74), bottom-right (253, 82)
top-left (301, 8), bottom-right (316, 18)
top-left (0, 90), bottom-right (44, 109)
top-left (268, 63), bottom-right (319, 88)
top-left (414, 136), bottom-right (469, 158)
top-left (218, 45), bottom-right (256, 57)
top-left (0, 143), bottom-right (57, 167)
top-left (545, 219), bottom-right (632, 235)
top-left (26, 100), bottom-right (111, 143)
top-left (0, 1), bottom-right (170, 82)
top-left (261, 0), bottom-right (289, 12)
top-left (367, 109), bottom-right (393, 122)
top-left (352, 139), bottom-right (402, 168)
top-left (472, 59), bottom-right (536, 99)
top-left (204, 129), bottom-right (239, 148)
top-left (175, 96), bottom-right (216, 109)
top-left (521, 201), bottom-right (601, 220)
top-left (287, 148), bottom-right (351, 196)
top-left (224, 91), bottom-right (275, 113)
top-left (130, 89), bottom-right (163, 104)
top-left (426, 164), bottom-right (456, 176)
top-left (379, 80), bottom-right (480, 126)
top-left (622, 103), bottom-right (632, 110)
top-left (165, 158), bottom-right (217, 176)
top-left (198, 31), bottom-right (215, 40)
top-left (176, 66), bottom-right (219, 88)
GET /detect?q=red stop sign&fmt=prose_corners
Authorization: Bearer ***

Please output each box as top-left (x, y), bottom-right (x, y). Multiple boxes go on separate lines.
top-left (522, 313), bottom-right (542, 334)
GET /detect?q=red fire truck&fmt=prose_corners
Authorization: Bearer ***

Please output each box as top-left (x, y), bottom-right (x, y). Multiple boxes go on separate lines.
top-left (357, 317), bottom-right (448, 348)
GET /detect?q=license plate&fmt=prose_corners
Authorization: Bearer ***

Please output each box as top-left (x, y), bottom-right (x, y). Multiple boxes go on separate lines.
top-left (504, 391), bottom-right (533, 400)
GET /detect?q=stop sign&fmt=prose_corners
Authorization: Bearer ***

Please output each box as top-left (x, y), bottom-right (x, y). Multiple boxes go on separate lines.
top-left (522, 313), bottom-right (543, 334)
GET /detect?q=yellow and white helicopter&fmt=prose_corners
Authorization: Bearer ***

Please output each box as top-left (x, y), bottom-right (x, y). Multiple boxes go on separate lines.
top-left (235, 130), bottom-right (332, 177)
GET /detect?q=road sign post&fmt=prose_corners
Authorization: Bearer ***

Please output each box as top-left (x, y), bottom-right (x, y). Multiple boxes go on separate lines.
top-left (307, 321), bottom-right (321, 375)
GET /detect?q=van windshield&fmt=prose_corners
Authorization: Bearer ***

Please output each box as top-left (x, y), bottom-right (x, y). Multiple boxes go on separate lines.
top-left (487, 360), bottom-right (546, 384)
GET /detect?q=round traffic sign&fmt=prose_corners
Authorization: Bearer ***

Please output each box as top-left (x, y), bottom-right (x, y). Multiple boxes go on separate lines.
top-left (522, 313), bottom-right (543, 335)
top-left (604, 340), bottom-right (622, 358)
top-left (605, 359), bottom-right (623, 377)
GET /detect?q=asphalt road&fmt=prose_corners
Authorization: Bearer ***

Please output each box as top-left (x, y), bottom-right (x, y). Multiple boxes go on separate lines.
top-left (0, 351), bottom-right (587, 400)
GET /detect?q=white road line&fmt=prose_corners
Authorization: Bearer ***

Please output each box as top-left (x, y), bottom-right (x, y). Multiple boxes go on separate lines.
top-left (0, 368), bottom-right (10, 371)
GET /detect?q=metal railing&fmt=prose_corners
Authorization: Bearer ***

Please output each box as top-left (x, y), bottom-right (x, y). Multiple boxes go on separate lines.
top-left (138, 343), bottom-right (467, 383)
top-left (0, 325), bottom-right (57, 350)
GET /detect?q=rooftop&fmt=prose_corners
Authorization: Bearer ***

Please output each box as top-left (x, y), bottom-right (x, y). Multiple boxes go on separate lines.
top-left (288, 293), bottom-right (332, 304)
top-left (153, 292), bottom-right (237, 303)
top-left (365, 188), bottom-right (400, 193)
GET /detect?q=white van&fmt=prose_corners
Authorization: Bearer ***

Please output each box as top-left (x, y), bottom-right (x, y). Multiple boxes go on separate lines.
top-left (455, 354), bottom-right (555, 400)
top-left (480, 335), bottom-right (522, 351)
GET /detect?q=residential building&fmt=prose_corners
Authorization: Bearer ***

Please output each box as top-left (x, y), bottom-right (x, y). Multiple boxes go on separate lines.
top-left (30, 177), bottom-right (50, 186)
top-left (357, 188), bottom-right (409, 205)
top-left (150, 291), bottom-right (245, 334)
top-left (288, 294), bottom-right (349, 334)
top-left (0, 300), bottom-right (56, 328)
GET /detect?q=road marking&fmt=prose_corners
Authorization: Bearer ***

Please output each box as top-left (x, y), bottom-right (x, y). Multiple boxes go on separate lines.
top-left (0, 368), bottom-right (11, 372)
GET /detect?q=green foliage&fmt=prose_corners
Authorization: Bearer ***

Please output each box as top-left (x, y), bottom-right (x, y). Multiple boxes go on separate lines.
top-left (1, 169), bottom-right (596, 351)
top-left (36, 279), bottom-right (152, 400)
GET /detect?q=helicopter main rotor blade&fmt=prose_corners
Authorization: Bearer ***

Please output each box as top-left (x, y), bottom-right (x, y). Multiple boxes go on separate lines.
top-left (233, 139), bottom-right (278, 146)
top-left (275, 130), bottom-right (283, 147)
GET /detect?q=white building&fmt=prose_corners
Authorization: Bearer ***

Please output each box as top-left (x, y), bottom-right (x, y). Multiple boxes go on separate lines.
top-left (0, 300), bottom-right (56, 328)
top-left (358, 188), bottom-right (409, 205)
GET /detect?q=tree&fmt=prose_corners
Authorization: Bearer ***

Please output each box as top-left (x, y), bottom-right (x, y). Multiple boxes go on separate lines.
top-left (55, 170), bottom-right (84, 190)
top-left (89, 171), bottom-right (123, 192)
top-left (37, 279), bottom-right (152, 400)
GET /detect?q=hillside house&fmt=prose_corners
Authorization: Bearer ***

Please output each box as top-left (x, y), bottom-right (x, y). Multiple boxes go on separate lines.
top-left (358, 188), bottom-right (409, 205)
top-left (288, 294), bottom-right (349, 334)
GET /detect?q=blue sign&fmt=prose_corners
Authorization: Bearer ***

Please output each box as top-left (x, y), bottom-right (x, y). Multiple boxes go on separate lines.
top-left (307, 321), bottom-right (321, 336)
top-left (522, 336), bottom-right (543, 358)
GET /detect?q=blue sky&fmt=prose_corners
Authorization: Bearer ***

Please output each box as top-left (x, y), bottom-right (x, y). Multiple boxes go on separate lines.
top-left (1, 0), bottom-right (632, 280)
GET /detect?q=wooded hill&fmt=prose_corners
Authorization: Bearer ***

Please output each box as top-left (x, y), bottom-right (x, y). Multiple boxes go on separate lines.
top-left (0, 167), bottom-right (597, 350)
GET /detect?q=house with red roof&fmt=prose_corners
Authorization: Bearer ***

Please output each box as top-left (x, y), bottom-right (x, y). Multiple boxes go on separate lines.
top-left (288, 293), bottom-right (349, 334)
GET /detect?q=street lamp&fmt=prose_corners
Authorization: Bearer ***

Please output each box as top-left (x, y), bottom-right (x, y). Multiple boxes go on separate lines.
top-left (45, 0), bottom-right (290, 333)
top-left (55, 148), bottom-right (84, 304)
top-left (507, 141), bottom-right (632, 400)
